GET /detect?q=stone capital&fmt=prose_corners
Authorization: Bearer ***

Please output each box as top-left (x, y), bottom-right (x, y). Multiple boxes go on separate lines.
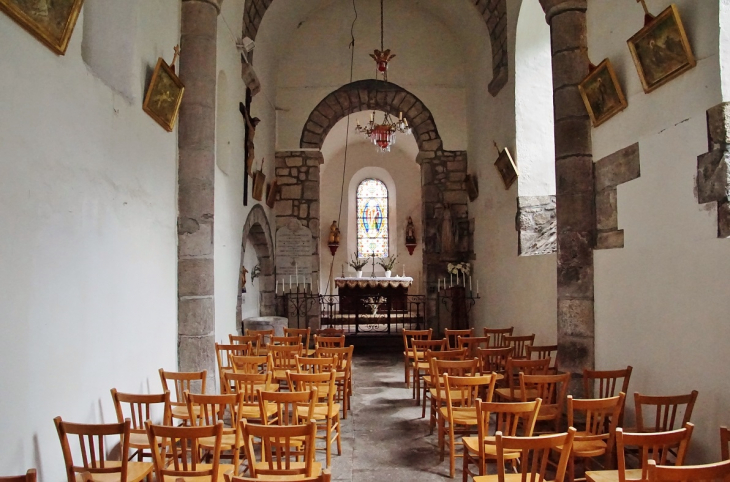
top-left (182, 0), bottom-right (222, 14)
top-left (539, 0), bottom-right (587, 23)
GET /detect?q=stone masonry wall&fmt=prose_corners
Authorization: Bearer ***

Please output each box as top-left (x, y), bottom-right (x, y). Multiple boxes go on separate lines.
top-left (517, 196), bottom-right (557, 256)
top-left (274, 150), bottom-right (323, 329)
top-left (697, 102), bottom-right (730, 238)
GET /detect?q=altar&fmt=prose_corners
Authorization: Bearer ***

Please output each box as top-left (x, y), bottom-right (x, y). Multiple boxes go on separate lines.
top-left (335, 276), bottom-right (413, 313)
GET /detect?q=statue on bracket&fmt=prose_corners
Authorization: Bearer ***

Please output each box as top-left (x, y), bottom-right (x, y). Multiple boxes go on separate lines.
top-left (240, 265), bottom-right (248, 293)
top-left (440, 204), bottom-right (455, 255)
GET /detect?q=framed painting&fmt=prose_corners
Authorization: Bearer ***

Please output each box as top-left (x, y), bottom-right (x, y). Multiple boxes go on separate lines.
top-left (266, 180), bottom-right (278, 208)
top-left (465, 174), bottom-right (479, 202)
top-left (579, 59), bottom-right (628, 127)
top-left (252, 170), bottom-right (266, 201)
top-left (0, 0), bottom-right (84, 55)
top-left (627, 4), bottom-right (696, 93)
top-left (143, 57), bottom-right (185, 132)
top-left (494, 147), bottom-right (518, 190)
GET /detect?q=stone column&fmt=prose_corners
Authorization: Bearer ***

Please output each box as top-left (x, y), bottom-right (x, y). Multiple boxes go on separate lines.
top-left (540, 0), bottom-right (595, 392)
top-left (177, 0), bottom-right (220, 387)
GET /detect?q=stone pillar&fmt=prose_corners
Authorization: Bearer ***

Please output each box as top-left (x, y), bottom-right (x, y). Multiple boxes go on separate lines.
top-left (177, 0), bottom-right (220, 387)
top-left (540, 0), bottom-right (594, 391)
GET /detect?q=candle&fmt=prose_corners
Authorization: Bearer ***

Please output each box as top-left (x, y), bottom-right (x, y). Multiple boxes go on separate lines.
top-left (399, 111), bottom-right (403, 120)
top-left (437, 279), bottom-right (440, 291)
top-left (275, 279), bottom-right (279, 295)
top-left (295, 261), bottom-right (298, 279)
top-left (370, 112), bottom-right (374, 122)
top-left (469, 276), bottom-right (472, 292)
top-left (289, 275), bottom-right (292, 290)
top-left (450, 273), bottom-right (453, 287)
top-left (477, 280), bottom-right (479, 296)
top-left (457, 271), bottom-right (460, 286)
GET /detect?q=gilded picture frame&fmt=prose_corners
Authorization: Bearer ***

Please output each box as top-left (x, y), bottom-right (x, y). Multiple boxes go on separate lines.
top-left (579, 59), bottom-right (628, 127)
top-left (266, 180), bottom-right (278, 208)
top-left (142, 58), bottom-right (185, 132)
top-left (0, 0), bottom-right (84, 55)
top-left (252, 171), bottom-right (266, 201)
top-left (494, 147), bottom-right (518, 190)
top-left (627, 4), bottom-right (696, 94)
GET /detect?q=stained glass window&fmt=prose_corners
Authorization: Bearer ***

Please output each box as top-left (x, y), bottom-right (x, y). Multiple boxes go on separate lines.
top-left (356, 179), bottom-right (389, 258)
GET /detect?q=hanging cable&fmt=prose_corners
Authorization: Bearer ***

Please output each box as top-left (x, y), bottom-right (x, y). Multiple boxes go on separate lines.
top-left (324, 0), bottom-right (358, 296)
top-left (380, 0), bottom-right (384, 51)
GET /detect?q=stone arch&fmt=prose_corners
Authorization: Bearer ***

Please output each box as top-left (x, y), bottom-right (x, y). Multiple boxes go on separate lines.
top-left (243, 0), bottom-right (509, 95)
top-left (237, 204), bottom-right (276, 326)
top-left (300, 79), bottom-right (443, 154)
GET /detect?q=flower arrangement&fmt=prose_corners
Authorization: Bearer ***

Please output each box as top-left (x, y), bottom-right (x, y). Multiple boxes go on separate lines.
top-left (348, 252), bottom-right (369, 271)
top-left (364, 296), bottom-right (386, 315)
top-left (447, 262), bottom-right (470, 275)
top-left (377, 255), bottom-right (398, 271)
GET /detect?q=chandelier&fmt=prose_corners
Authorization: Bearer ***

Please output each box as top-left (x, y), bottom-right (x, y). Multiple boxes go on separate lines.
top-left (354, 0), bottom-right (412, 153)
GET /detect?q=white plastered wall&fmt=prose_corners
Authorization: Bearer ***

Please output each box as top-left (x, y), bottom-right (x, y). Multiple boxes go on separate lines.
top-left (319, 114), bottom-right (422, 294)
top-left (589, 0), bottom-right (728, 462)
top-left (0, 2), bottom-right (179, 478)
top-left (467, 0), bottom-right (557, 345)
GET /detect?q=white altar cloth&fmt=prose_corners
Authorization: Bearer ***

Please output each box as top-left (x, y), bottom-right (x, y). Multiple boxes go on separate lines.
top-left (335, 276), bottom-right (413, 289)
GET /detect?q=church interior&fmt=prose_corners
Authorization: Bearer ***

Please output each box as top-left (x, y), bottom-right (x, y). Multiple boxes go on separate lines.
top-left (1, 0), bottom-right (730, 481)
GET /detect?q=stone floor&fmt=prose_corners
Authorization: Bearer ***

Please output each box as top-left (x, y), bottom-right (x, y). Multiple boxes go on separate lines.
top-left (325, 349), bottom-right (454, 482)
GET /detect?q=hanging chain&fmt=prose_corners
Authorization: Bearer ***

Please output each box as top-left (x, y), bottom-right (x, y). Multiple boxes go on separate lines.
top-left (380, 0), bottom-right (384, 51)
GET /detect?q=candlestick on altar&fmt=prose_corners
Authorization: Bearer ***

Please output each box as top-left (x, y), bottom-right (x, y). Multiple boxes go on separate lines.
top-left (450, 273), bottom-right (453, 287)
top-left (437, 279), bottom-right (440, 291)
top-left (289, 275), bottom-right (292, 291)
top-left (476, 280), bottom-right (479, 296)
top-left (456, 270), bottom-right (459, 286)
top-left (469, 276), bottom-right (472, 291)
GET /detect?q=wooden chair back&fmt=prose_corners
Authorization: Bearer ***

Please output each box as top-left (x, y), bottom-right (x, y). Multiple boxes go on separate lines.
top-left (54, 417), bottom-right (130, 482)
top-left (258, 389), bottom-right (317, 426)
top-left (287, 370), bottom-right (337, 407)
top-left (504, 357), bottom-right (550, 392)
top-left (269, 344), bottom-right (304, 372)
top-left (721, 426), bottom-right (730, 461)
top-left (241, 420), bottom-right (318, 479)
top-left (314, 335), bottom-right (345, 348)
top-left (111, 389), bottom-right (171, 452)
top-left (230, 354), bottom-right (268, 374)
top-left (526, 344), bottom-right (558, 372)
top-left (425, 348), bottom-right (467, 368)
top-left (483, 327), bottom-right (514, 347)
top-left (444, 373), bottom-right (497, 409)
top-left (412, 338), bottom-right (448, 362)
top-left (583, 366), bottom-right (633, 399)
top-left (635, 390), bottom-right (699, 433)
top-left (225, 469), bottom-right (331, 482)
top-left (519, 372), bottom-right (570, 433)
top-left (246, 329), bottom-right (275, 346)
top-left (296, 355), bottom-right (339, 373)
top-left (458, 336), bottom-right (490, 357)
top-left (270, 335), bottom-right (302, 347)
top-left (0, 470), bottom-right (36, 482)
top-left (444, 328), bottom-right (474, 349)
top-left (316, 328), bottom-right (345, 336)
top-left (146, 420), bottom-right (223, 481)
top-left (284, 328), bottom-right (311, 350)
top-left (616, 424), bottom-right (694, 482)
top-left (568, 393), bottom-right (626, 463)
top-left (432, 357), bottom-right (479, 378)
top-left (402, 328), bottom-right (433, 352)
top-left (186, 391), bottom-right (242, 430)
top-left (477, 399), bottom-right (542, 443)
top-left (216, 343), bottom-right (252, 389)
top-left (647, 458), bottom-right (730, 482)
top-left (504, 334), bottom-right (535, 358)
top-left (229, 334), bottom-right (261, 354)
top-left (495, 428), bottom-right (577, 482)
top-left (224, 372), bottom-right (272, 403)
top-left (476, 346), bottom-right (513, 375)
top-left (158, 369), bottom-right (206, 415)
top-left (314, 345), bottom-right (353, 371)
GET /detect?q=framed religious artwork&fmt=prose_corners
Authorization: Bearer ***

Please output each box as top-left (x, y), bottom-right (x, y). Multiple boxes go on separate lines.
top-left (579, 59), bottom-right (628, 127)
top-left (627, 4), bottom-right (696, 94)
top-left (265, 180), bottom-right (278, 208)
top-left (252, 170), bottom-right (266, 201)
top-left (465, 174), bottom-right (479, 202)
top-left (143, 57), bottom-right (185, 132)
top-left (0, 0), bottom-right (84, 55)
top-left (494, 147), bottom-right (518, 190)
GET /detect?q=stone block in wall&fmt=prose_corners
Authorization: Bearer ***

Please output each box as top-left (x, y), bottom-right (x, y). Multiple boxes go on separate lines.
top-left (596, 230), bottom-right (624, 250)
top-left (517, 196), bottom-right (557, 256)
top-left (594, 143), bottom-right (640, 249)
top-left (179, 258), bottom-right (214, 297)
top-left (696, 102), bottom-right (730, 238)
top-left (280, 184), bottom-right (302, 200)
top-left (179, 297), bottom-right (215, 336)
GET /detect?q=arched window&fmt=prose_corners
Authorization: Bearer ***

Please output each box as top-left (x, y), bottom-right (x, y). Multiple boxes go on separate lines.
top-left (356, 179), bottom-right (389, 258)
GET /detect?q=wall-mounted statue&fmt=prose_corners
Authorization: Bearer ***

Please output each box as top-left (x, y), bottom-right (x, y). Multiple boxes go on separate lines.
top-left (441, 204), bottom-right (455, 254)
top-left (240, 265), bottom-right (248, 293)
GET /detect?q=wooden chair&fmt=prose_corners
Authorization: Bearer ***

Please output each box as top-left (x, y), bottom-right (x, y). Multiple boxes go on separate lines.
top-left (519, 372), bottom-right (571, 433)
top-left (240, 420), bottom-right (320, 479)
top-left (411, 338), bottom-right (448, 402)
top-left (270, 335), bottom-right (302, 347)
top-left (313, 335), bottom-right (345, 348)
top-left (229, 334), bottom-right (261, 355)
top-left (225, 470), bottom-right (331, 482)
top-left (494, 357), bottom-right (551, 402)
top-left (721, 426), bottom-right (730, 461)
top-left (285, 327), bottom-right (312, 355)
top-left (258, 389), bottom-right (317, 427)
top-left (54, 417), bottom-right (154, 482)
top-left (583, 366), bottom-right (632, 425)
top-left (634, 391), bottom-right (699, 433)
top-left (215, 343), bottom-right (251, 391)
top-left (315, 345), bottom-right (354, 418)
top-left (585, 423), bottom-right (694, 482)
top-left (402, 328), bottom-right (433, 388)
top-left (463, 399), bottom-right (542, 482)
top-left (473, 428), bottom-right (577, 482)
top-left (504, 334), bottom-right (535, 359)
top-left (223, 372), bottom-right (277, 422)
top-left (269, 344), bottom-right (304, 385)
top-left (287, 371), bottom-right (342, 467)
top-left (186, 391), bottom-right (245, 474)
top-left (315, 328), bottom-right (345, 336)
top-left (445, 328), bottom-right (474, 349)
top-left (110, 389), bottom-right (171, 461)
top-left (526, 344), bottom-right (559, 373)
top-left (423, 349), bottom-right (469, 423)
top-left (0, 470), bottom-right (36, 482)
top-left (458, 336), bottom-right (491, 358)
top-left (247, 329), bottom-right (275, 355)
top-left (229, 354), bottom-right (268, 375)
top-left (476, 346), bottom-right (513, 379)
top-left (159, 368), bottom-right (206, 425)
top-left (557, 394), bottom-right (626, 482)
top-left (647, 458), bottom-right (730, 482)
top-left (296, 355), bottom-right (339, 374)
top-left (145, 420), bottom-right (229, 482)
top-left (483, 327), bottom-right (514, 348)
top-left (440, 373), bottom-right (498, 478)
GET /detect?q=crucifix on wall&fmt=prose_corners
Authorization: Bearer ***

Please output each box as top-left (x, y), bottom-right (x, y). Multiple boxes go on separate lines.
top-left (240, 87), bottom-right (258, 206)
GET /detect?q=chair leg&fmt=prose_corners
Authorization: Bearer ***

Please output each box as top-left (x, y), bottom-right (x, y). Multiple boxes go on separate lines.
top-left (449, 423), bottom-right (456, 478)
top-left (439, 415), bottom-right (446, 462)
top-left (325, 418), bottom-right (332, 468)
top-left (421, 385), bottom-right (428, 418)
top-left (335, 414), bottom-right (342, 455)
top-left (405, 355), bottom-right (410, 387)
top-left (462, 448), bottom-right (470, 482)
